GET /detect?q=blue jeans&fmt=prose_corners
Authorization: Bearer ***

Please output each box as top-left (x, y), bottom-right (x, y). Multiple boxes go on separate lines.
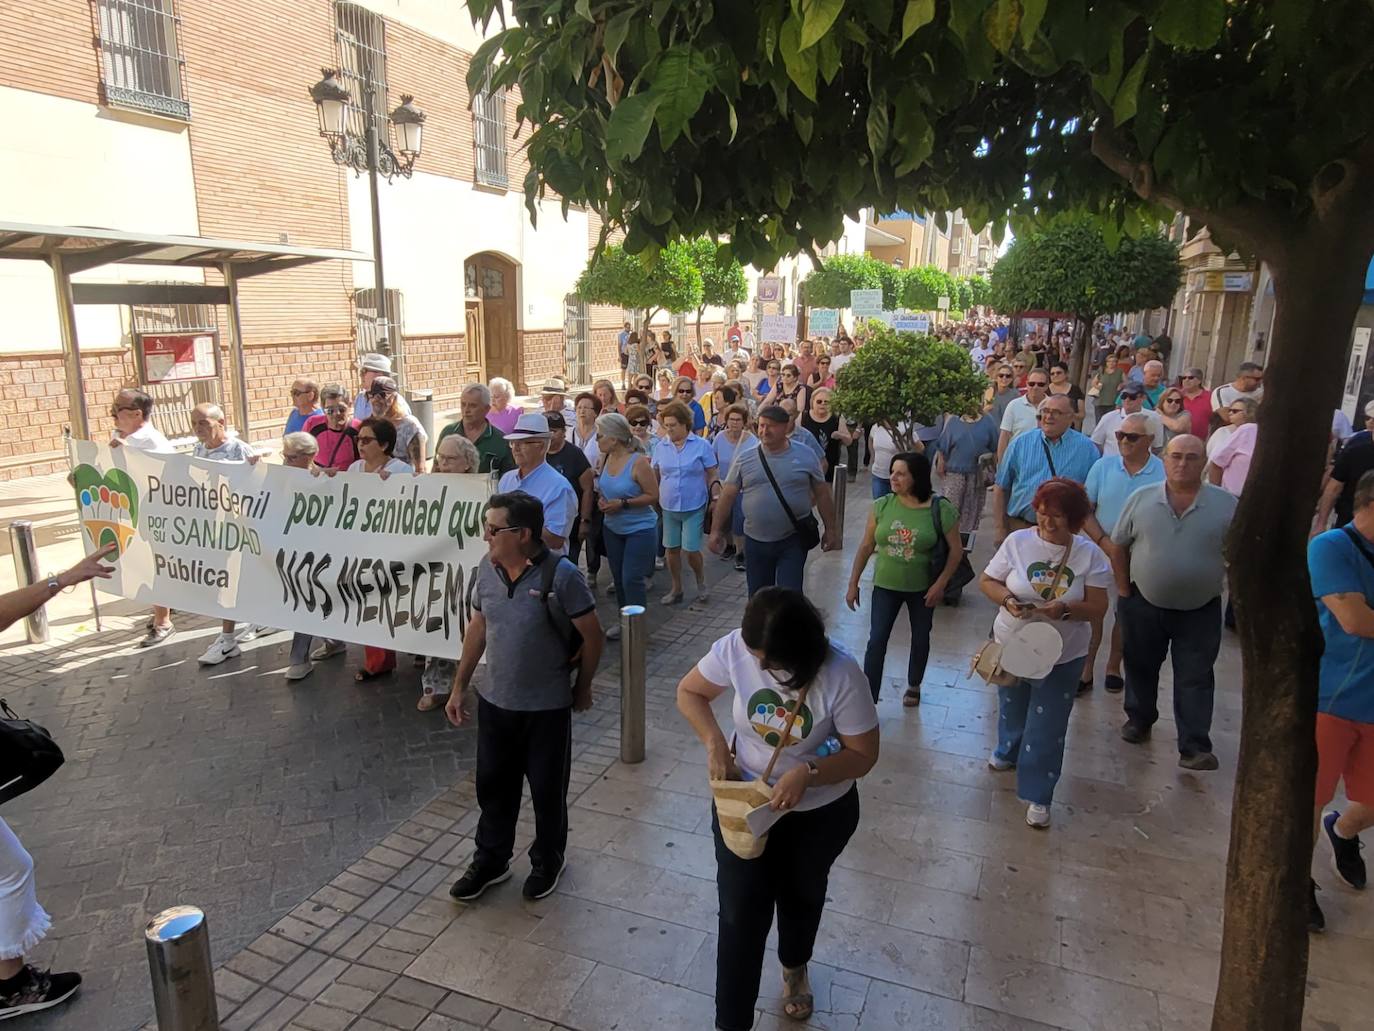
top-left (743, 533), bottom-right (806, 596)
top-left (862, 586), bottom-right (934, 702)
top-left (992, 658), bottom-right (1083, 806)
top-left (603, 525), bottom-right (658, 608)
top-left (870, 474), bottom-right (892, 499)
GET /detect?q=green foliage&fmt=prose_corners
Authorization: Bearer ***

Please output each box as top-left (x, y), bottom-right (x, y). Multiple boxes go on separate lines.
top-left (685, 238), bottom-right (748, 312)
top-left (830, 330), bottom-right (986, 451)
top-left (952, 277), bottom-right (973, 312)
top-left (464, 0), bottom-right (1374, 266)
top-left (901, 265), bottom-right (954, 311)
top-left (800, 254), bottom-right (882, 309)
top-left (989, 220), bottom-right (1181, 320)
top-left (948, 308), bottom-right (966, 321)
top-left (576, 241), bottom-right (703, 317)
top-left (964, 275), bottom-right (992, 309)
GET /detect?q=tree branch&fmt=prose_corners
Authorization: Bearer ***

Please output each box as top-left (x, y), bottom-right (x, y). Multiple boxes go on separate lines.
top-left (1090, 118), bottom-right (1291, 261)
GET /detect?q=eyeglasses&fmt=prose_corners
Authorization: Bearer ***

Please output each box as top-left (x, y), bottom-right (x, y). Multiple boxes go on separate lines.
top-left (482, 523), bottom-right (522, 537)
top-left (358, 434), bottom-right (377, 444)
top-left (111, 404), bottom-right (140, 414)
top-left (1182, 374), bottom-right (1199, 381)
top-left (326, 406), bottom-right (349, 415)
top-left (996, 373), bottom-right (1013, 379)
top-left (782, 372), bottom-right (796, 379)
top-left (629, 419), bottom-right (649, 427)
top-left (1115, 431), bottom-right (1146, 442)
top-left (814, 398), bottom-right (830, 405)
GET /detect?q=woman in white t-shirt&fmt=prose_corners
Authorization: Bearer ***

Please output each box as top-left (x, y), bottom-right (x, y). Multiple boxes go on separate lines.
top-left (979, 478), bottom-right (1110, 830)
top-left (676, 588), bottom-right (879, 1030)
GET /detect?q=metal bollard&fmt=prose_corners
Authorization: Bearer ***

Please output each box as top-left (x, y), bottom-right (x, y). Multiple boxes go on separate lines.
top-left (145, 906), bottom-right (219, 1031)
top-left (830, 463), bottom-right (848, 546)
top-left (7, 522), bottom-right (48, 644)
top-left (619, 604), bottom-right (646, 764)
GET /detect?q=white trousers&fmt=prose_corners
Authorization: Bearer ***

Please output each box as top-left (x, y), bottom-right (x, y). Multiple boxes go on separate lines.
top-left (0, 817), bottom-right (49, 960)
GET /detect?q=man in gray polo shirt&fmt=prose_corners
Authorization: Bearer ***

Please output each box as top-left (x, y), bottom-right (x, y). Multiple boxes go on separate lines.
top-left (708, 405), bottom-right (838, 596)
top-left (446, 492), bottom-right (602, 902)
top-left (1111, 434), bottom-right (1237, 770)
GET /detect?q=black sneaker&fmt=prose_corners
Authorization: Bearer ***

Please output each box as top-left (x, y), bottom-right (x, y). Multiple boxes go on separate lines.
top-left (1309, 879), bottom-right (1326, 933)
top-left (1120, 721), bottom-right (1151, 744)
top-left (0, 966), bottom-right (81, 1020)
top-left (733, 554), bottom-right (746, 573)
top-left (721, 544), bottom-right (736, 560)
top-left (523, 856), bottom-right (567, 900)
top-left (1104, 674), bottom-right (1124, 694)
top-left (1324, 811), bottom-right (1367, 890)
top-left (449, 863), bottom-right (511, 901)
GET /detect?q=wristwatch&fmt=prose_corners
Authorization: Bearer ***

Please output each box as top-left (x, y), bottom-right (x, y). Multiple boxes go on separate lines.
top-left (1058, 604), bottom-right (1072, 621)
top-left (45, 574), bottom-right (61, 595)
top-left (805, 759), bottom-right (820, 778)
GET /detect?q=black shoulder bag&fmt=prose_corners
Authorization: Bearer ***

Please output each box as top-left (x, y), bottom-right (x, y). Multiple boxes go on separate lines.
top-left (0, 699), bottom-right (63, 806)
top-left (757, 447), bottom-right (821, 551)
top-left (1342, 526), bottom-right (1374, 574)
top-left (929, 496), bottom-right (976, 592)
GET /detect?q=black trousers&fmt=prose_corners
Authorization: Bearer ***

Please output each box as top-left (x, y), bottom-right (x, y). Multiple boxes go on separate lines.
top-left (473, 696), bottom-right (572, 873)
top-left (711, 785), bottom-right (860, 1031)
top-left (1118, 586), bottom-right (1222, 757)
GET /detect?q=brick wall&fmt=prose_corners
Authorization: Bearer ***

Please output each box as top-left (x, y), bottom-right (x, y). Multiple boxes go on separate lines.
top-left (239, 337), bottom-right (357, 438)
top-left (0, 0), bottom-right (101, 105)
top-left (401, 333), bottom-right (467, 407)
top-left (518, 330), bottom-right (564, 394)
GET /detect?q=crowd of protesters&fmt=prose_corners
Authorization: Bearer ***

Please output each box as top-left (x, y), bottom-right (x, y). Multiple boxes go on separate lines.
top-left (50, 312), bottom-right (1367, 1030)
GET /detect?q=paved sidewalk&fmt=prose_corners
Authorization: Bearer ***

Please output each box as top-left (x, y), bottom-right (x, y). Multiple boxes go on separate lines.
top-left (194, 479), bottom-right (1371, 1031)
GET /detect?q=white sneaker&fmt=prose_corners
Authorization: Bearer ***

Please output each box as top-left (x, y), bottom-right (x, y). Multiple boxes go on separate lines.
top-left (654, 557), bottom-right (665, 569)
top-left (198, 635), bottom-right (241, 666)
top-left (285, 663), bottom-right (314, 681)
top-left (235, 624), bottom-right (276, 643)
top-left (1025, 803), bottom-right (1051, 828)
top-left (605, 623), bottom-right (622, 641)
top-left (988, 754), bottom-right (1015, 772)
top-left (310, 640), bottom-right (347, 661)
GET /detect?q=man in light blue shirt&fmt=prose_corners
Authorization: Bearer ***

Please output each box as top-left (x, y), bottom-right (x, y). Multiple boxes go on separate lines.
top-left (993, 394), bottom-right (1099, 539)
top-left (498, 413), bottom-right (577, 556)
top-left (1079, 414), bottom-right (1165, 695)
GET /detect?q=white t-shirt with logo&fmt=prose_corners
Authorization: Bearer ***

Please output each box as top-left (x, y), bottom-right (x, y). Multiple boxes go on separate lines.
top-left (115, 423), bottom-right (175, 454)
top-left (983, 530), bottom-right (1113, 663)
top-left (696, 630), bottom-right (878, 812)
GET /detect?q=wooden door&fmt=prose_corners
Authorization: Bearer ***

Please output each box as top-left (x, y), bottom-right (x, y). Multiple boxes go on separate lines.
top-left (467, 255), bottom-right (519, 386)
top-left (464, 299), bottom-right (486, 383)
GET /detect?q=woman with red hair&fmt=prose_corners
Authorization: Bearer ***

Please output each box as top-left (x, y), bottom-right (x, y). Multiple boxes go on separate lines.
top-left (979, 478), bottom-right (1111, 829)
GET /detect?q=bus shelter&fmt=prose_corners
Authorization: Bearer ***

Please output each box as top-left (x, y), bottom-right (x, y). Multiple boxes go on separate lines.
top-left (0, 220), bottom-right (370, 440)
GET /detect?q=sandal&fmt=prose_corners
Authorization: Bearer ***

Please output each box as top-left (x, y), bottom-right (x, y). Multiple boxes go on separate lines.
top-left (417, 692), bottom-right (448, 712)
top-left (902, 688), bottom-right (921, 707)
top-left (355, 668), bottom-right (392, 683)
top-left (781, 964), bottom-right (813, 1022)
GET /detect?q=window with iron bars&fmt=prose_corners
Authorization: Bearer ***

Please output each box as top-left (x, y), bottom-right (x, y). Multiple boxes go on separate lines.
top-left (334, 1), bottom-right (389, 140)
top-left (93, 0), bottom-right (190, 120)
top-left (473, 69), bottom-right (509, 189)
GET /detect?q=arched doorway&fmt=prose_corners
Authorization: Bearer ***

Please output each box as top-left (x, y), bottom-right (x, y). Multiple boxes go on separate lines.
top-left (465, 252), bottom-right (520, 387)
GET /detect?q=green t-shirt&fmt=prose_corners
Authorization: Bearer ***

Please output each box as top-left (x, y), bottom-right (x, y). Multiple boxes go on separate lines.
top-left (436, 420), bottom-right (514, 474)
top-left (872, 494), bottom-right (958, 593)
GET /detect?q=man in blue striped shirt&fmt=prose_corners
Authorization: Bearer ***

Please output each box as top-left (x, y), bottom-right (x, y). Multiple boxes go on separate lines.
top-left (993, 394), bottom-right (1100, 543)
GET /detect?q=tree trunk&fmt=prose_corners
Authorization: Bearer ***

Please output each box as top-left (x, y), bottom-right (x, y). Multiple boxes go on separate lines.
top-left (1211, 240), bottom-right (1367, 1029)
top-left (1068, 312), bottom-right (1094, 392)
top-left (696, 307), bottom-right (705, 349)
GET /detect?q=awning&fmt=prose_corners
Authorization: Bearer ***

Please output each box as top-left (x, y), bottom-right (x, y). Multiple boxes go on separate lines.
top-left (865, 223), bottom-right (905, 248)
top-left (0, 221), bottom-right (370, 440)
top-left (0, 220), bottom-right (369, 278)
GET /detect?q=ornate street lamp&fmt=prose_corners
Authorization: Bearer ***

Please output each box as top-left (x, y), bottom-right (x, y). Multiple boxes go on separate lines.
top-left (308, 69), bottom-right (429, 378)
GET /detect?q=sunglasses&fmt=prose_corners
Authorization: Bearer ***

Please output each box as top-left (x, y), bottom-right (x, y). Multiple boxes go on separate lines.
top-left (326, 405), bottom-right (349, 415)
top-left (1162, 396), bottom-right (1182, 404)
top-left (676, 388), bottom-right (694, 395)
top-left (1182, 374), bottom-right (1199, 380)
top-left (629, 419), bottom-right (649, 427)
top-left (1115, 431), bottom-right (1146, 443)
top-left (1027, 381), bottom-right (1049, 388)
top-left (782, 372), bottom-right (796, 378)
top-left (996, 373), bottom-right (1013, 379)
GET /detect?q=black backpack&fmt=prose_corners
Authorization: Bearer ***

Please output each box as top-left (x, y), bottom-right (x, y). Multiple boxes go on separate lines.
top-left (537, 553), bottom-right (584, 665)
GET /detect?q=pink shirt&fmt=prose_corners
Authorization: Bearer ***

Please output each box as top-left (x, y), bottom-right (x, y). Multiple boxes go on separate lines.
top-left (487, 406), bottom-right (521, 434)
top-left (1211, 421), bottom-right (1256, 496)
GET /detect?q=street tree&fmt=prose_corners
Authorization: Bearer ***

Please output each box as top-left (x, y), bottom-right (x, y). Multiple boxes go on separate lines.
top-left (965, 275), bottom-right (991, 311)
top-left (799, 254), bottom-right (883, 309)
top-left (989, 220), bottom-right (1182, 384)
top-left (576, 241), bottom-right (703, 328)
top-left (902, 264), bottom-right (955, 312)
top-left (830, 329), bottom-right (985, 453)
top-left (685, 238), bottom-right (748, 348)
top-left (469, 1), bottom-right (1374, 1023)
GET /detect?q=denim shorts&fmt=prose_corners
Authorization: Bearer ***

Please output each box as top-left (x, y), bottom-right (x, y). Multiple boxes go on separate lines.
top-left (662, 505), bottom-right (706, 551)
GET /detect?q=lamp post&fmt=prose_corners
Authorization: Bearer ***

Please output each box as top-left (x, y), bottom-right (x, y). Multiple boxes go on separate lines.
top-left (309, 69), bottom-right (425, 386)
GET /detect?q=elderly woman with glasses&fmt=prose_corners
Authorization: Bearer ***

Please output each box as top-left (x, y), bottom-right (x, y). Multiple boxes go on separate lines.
top-left (310, 390), bottom-right (360, 471)
top-left (282, 433), bottom-right (345, 681)
top-left (799, 389), bottom-right (852, 476)
top-left (652, 400), bottom-right (719, 604)
top-left (672, 376), bottom-right (708, 434)
top-left (347, 417), bottom-right (415, 682)
top-left (1155, 388), bottom-right (1192, 442)
top-left (285, 378), bottom-right (322, 435)
top-left (416, 434), bottom-right (481, 709)
top-left (367, 376), bottom-right (427, 471)
top-left (984, 363), bottom-right (1019, 423)
top-left (486, 377), bottom-right (521, 434)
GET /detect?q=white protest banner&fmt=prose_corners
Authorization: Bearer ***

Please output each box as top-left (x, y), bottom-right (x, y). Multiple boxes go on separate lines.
top-left (70, 442), bottom-right (490, 657)
top-left (760, 314), bottom-right (798, 343)
top-left (808, 308), bottom-right (838, 335)
top-left (937, 295), bottom-right (951, 310)
top-left (893, 313), bottom-right (931, 333)
top-left (849, 289), bottom-right (884, 316)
